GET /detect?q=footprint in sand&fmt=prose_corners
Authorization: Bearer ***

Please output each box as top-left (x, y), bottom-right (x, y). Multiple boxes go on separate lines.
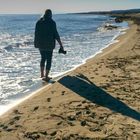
top-left (51, 90), bottom-right (56, 94)
top-left (50, 131), bottom-right (57, 136)
top-left (61, 91), bottom-right (66, 95)
top-left (13, 109), bottom-right (23, 114)
top-left (81, 120), bottom-right (86, 126)
top-left (47, 98), bottom-right (51, 102)
top-left (33, 106), bottom-right (39, 111)
top-left (111, 70), bottom-right (114, 73)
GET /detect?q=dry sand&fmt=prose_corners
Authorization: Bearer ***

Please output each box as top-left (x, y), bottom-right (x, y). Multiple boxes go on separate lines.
top-left (0, 18), bottom-right (140, 139)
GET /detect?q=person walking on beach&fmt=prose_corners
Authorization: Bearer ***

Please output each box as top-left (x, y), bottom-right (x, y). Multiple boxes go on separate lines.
top-left (34, 9), bottom-right (66, 82)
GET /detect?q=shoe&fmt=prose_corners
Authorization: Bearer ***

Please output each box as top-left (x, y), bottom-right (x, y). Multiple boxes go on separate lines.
top-left (42, 77), bottom-right (52, 82)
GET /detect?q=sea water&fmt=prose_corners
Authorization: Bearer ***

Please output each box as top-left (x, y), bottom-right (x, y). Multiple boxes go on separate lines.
top-left (0, 14), bottom-right (128, 115)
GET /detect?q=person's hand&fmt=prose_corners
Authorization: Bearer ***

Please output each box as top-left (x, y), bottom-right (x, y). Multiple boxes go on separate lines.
top-left (58, 47), bottom-right (67, 54)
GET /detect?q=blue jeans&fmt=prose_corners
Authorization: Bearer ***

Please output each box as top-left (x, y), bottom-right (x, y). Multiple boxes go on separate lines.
top-left (39, 50), bottom-right (53, 70)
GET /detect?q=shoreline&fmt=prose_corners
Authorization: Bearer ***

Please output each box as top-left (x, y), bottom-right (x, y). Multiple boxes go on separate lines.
top-left (0, 16), bottom-right (140, 139)
top-left (0, 22), bottom-right (129, 117)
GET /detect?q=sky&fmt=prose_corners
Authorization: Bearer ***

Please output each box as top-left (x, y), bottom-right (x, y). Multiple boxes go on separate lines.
top-left (0, 0), bottom-right (140, 14)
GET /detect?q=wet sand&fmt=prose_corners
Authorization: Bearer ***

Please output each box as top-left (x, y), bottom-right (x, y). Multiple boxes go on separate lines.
top-left (0, 17), bottom-right (140, 139)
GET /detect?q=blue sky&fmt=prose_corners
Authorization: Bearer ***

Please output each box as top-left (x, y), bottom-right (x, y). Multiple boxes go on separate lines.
top-left (0, 0), bottom-right (140, 14)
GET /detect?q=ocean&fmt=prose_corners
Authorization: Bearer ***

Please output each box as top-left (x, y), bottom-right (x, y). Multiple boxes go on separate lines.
top-left (0, 14), bottom-right (128, 115)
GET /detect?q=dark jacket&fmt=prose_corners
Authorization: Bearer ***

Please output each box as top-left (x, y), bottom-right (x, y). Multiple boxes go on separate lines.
top-left (34, 17), bottom-right (60, 51)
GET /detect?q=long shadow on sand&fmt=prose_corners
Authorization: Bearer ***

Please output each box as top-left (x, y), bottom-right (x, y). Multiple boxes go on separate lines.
top-left (58, 74), bottom-right (140, 121)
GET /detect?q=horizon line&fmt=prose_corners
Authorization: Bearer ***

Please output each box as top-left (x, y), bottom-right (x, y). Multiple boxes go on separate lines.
top-left (0, 8), bottom-right (140, 15)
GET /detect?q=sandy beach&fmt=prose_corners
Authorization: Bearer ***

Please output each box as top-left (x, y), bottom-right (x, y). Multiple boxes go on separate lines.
top-left (0, 15), bottom-right (140, 139)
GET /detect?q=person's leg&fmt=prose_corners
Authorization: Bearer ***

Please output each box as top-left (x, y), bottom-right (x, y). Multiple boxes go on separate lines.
top-left (45, 51), bottom-right (53, 79)
top-left (39, 50), bottom-right (46, 78)
top-left (40, 67), bottom-right (45, 78)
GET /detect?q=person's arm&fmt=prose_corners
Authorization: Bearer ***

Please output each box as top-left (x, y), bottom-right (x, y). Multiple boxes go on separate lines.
top-left (34, 20), bottom-right (42, 48)
top-left (54, 22), bottom-right (64, 50)
top-left (56, 38), bottom-right (64, 49)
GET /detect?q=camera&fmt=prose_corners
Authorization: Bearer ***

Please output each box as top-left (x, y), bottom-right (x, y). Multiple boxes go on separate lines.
top-left (58, 48), bottom-right (67, 54)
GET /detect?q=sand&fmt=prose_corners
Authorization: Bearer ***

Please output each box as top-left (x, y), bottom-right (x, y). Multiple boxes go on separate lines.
top-left (0, 16), bottom-right (140, 139)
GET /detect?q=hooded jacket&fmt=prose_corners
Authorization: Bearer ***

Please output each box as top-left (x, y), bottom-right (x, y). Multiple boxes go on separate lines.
top-left (34, 17), bottom-right (60, 51)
